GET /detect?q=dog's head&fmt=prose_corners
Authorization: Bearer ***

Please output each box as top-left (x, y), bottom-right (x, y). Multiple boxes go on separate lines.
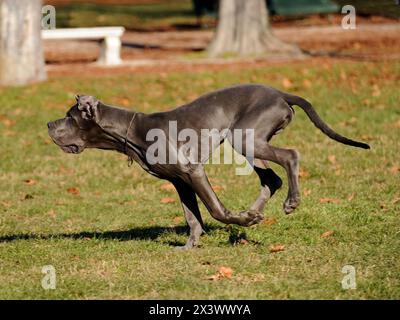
top-left (47, 95), bottom-right (103, 154)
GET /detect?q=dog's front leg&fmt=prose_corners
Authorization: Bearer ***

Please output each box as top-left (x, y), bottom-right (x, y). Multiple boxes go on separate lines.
top-left (188, 167), bottom-right (264, 227)
top-left (172, 179), bottom-right (205, 250)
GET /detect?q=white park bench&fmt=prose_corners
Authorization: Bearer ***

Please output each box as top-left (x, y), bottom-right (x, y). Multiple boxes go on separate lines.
top-left (42, 27), bottom-right (125, 66)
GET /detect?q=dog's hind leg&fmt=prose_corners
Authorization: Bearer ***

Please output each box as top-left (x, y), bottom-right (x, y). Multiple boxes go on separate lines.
top-left (172, 179), bottom-right (205, 250)
top-left (250, 159), bottom-right (283, 212)
top-left (186, 167), bottom-right (264, 227)
top-left (253, 145), bottom-right (300, 214)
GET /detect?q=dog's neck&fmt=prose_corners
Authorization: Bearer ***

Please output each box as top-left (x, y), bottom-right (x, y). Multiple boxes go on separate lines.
top-left (96, 103), bottom-right (140, 155)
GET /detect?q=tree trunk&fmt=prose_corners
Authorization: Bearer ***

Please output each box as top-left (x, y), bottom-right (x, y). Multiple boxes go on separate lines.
top-left (208, 0), bottom-right (301, 57)
top-left (0, 0), bottom-right (46, 86)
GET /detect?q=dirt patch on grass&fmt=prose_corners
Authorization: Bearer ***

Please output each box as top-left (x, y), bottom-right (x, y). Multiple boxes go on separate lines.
top-left (45, 23), bottom-right (400, 77)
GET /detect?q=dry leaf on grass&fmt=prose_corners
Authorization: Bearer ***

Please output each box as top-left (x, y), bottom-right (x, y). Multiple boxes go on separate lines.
top-left (389, 166), bottom-right (399, 175)
top-left (119, 98), bottom-right (130, 107)
top-left (393, 120), bottom-right (400, 129)
top-left (328, 155), bottom-right (336, 165)
top-left (160, 183), bottom-right (175, 191)
top-left (161, 197), bottom-right (175, 204)
top-left (319, 197), bottom-right (341, 204)
top-left (348, 193), bottom-right (355, 201)
top-left (1, 201), bottom-right (12, 208)
top-left (269, 244), bottom-right (285, 253)
top-left (302, 79), bottom-right (312, 88)
top-left (24, 179), bottom-right (36, 186)
top-left (303, 188), bottom-right (312, 197)
top-left (282, 78), bottom-right (292, 89)
top-left (4, 130), bottom-right (16, 137)
top-left (212, 185), bottom-right (224, 192)
top-left (321, 230), bottom-right (334, 238)
top-left (207, 266), bottom-right (233, 281)
top-left (299, 168), bottom-right (310, 178)
top-left (67, 187), bottom-right (80, 196)
top-left (47, 209), bottom-right (56, 218)
top-left (59, 165), bottom-right (74, 175)
top-left (1, 118), bottom-right (16, 127)
top-left (372, 85), bottom-right (381, 97)
top-left (262, 218), bottom-right (277, 226)
top-left (173, 216), bottom-right (183, 224)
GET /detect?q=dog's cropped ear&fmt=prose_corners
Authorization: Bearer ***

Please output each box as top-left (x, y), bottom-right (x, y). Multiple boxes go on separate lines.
top-left (76, 95), bottom-right (99, 121)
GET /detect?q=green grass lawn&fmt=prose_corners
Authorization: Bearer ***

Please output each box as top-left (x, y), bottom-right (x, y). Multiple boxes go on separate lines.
top-left (0, 60), bottom-right (399, 299)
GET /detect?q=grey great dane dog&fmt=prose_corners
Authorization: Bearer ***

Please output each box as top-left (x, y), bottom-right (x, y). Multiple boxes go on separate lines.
top-left (48, 84), bottom-right (370, 249)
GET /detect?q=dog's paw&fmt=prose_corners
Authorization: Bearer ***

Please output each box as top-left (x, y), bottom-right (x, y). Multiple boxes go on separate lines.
top-left (283, 197), bottom-right (300, 214)
top-left (174, 240), bottom-right (199, 251)
top-left (239, 210), bottom-right (264, 226)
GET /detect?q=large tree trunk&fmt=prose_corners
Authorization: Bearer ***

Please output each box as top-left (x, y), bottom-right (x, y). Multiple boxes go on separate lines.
top-left (208, 0), bottom-right (301, 57)
top-left (0, 0), bottom-right (47, 86)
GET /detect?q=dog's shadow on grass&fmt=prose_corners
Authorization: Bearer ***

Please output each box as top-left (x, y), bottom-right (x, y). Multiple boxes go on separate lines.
top-left (0, 224), bottom-right (223, 245)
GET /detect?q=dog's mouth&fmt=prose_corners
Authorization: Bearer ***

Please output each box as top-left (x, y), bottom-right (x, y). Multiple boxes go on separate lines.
top-left (60, 144), bottom-right (82, 154)
top-left (48, 135), bottom-right (82, 154)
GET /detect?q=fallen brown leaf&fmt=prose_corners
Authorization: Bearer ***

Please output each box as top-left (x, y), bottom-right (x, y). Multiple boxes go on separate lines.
top-left (47, 209), bottom-right (56, 218)
top-left (282, 78), bottom-right (292, 89)
top-left (269, 244), bottom-right (285, 253)
top-left (348, 193), bottom-right (356, 201)
top-left (4, 130), bottom-right (16, 137)
top-left (363, 99), bottom-right (371, 107)
top-left (392, 197), bottom-right (400, 205)
top-left (160, 183), bottom-right (175, 191)
top-left (299, 168), bottom-right (310, 178)
top-left (161, 197), bottom-right (175, 204)
top-left (212, 185), bottom-right (224, 192)
top-left (119, 98), bottom-right (130, 107)
top-left (319, 197), bottom-right (341, 204)
top-left (207, 266), bottom-right (234, 281)
top-left (2, 118), bottom-right (16, 127)
top-left (372, 85), bottom-right (381, 97)
top-left (328, 155), bottom-right (336, 165)
top-left (303, 188), bottom-right (312, 197)
top-left (262, 217), bottom-right (277, 226)
top-left (67, 187), bottom-right (80, 196)
top-left (393, 120), bottom-right (400, 129)
top-left (173, 216), bottom-right (183, 224)
top-left (1, 201), bottom-right (11, 208)
top-left (302, 79), bottom-right (312, 88)
top-left (24, 179), bottom-right (36, 186)
top-left (59, 165), bottom-right (74, 175)
top-left (321, 230), bottom-right (334, 238)
top-left (219, 266), bottom-right (233, 278)
top-left (389, 165), bottom-right (399, 175)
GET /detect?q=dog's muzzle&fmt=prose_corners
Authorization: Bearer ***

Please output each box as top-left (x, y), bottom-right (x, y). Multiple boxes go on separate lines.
top-left (47, 121), bottom-right (83, 154)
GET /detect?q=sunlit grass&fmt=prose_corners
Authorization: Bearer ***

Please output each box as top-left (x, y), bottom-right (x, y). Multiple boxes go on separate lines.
top-left (0, 60), bottom-right (399, 299)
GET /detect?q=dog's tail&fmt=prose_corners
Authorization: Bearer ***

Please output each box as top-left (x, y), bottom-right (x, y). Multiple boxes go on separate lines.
top-left (283, 93), bottom-right (370, 149)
